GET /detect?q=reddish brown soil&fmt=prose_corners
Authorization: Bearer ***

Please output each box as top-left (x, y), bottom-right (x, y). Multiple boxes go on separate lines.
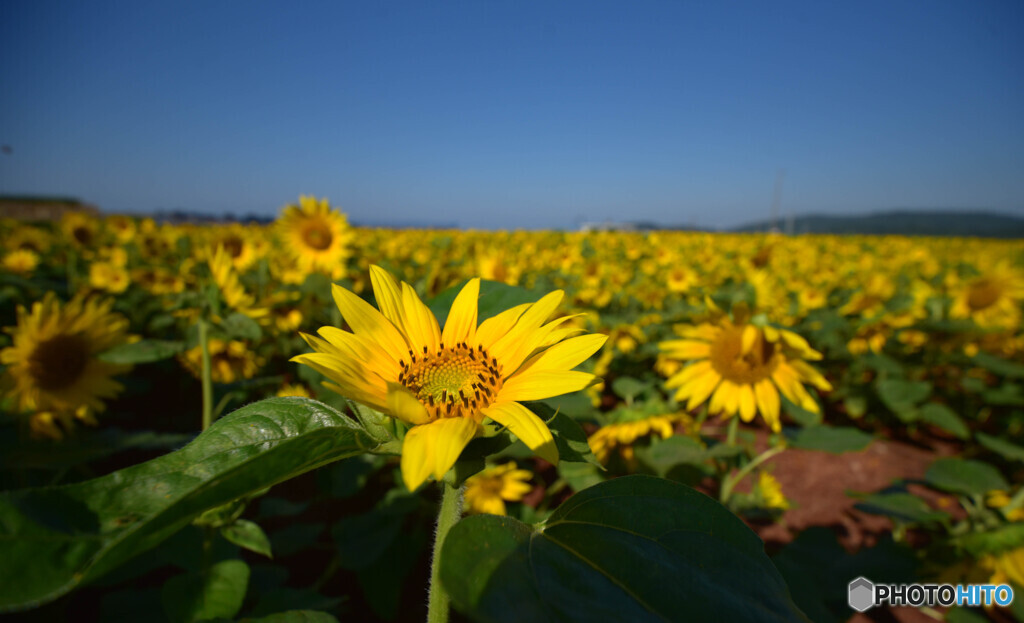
top-left (731, 426), bottom-right (970, 623)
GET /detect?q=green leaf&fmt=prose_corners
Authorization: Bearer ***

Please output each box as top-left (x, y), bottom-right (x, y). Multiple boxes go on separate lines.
top-left (636, 436), bottom-right (709, 476)
top-left (876, 379), bottom-right (931, 421)
top-left (925, 457), bottom-right (1008, 496)
top-left (853, 493), bottom-right (950, 524)
top-left (976, 432), bottom-right (1024, 463)
top-left (441, 475), bottom-right (808, 623)
top-left (220, 312), bottom-right (262, 341)
top-left (917, 403), bottom-right (969, 439)
top-left (972, 352), bottom-right (1024, 378)
top-left (162, 559), bottom-right (250, 623)
top-left (556, 461), bottom-right (604, 492)
top-left (221, 519), bottom-right (273, 558)
top-left (782, 396), bottom-right (823, 427)
top-left (546, 410), bottom-right (602, 468)
top-left (98, 339), bottom-right (185, 364)
top-left (0, 428), bottom-right (192, 471)
top-left (955, 522), bottom-right (1024, 557)
top-left (786, 426), bottom-right (873, 454)
top-left (428, 279), bottom-right (541, 327)
top-left (611, 377), bottom-right (651, 402)
top-left (0, 397), bottom-right (377, 611)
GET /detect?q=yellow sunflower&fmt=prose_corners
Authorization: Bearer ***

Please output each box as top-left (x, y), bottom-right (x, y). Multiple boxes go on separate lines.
top-left (757, 472), bottom-right (790, 511)
top-left (209, 246), bottom-right (267, 319)
top-left (588, 412), bottom-right (693, 463)
top-left (293, 266), bottom-right (607, 491)
top-left (276, 196), bottom-right (354, 279)
top-left (659, 315), bottom-right (832, 432)
top-left (463, 462), bottom-right (533, 515)
top-left (950, 265), bottom-right (1024, 329)
top-left (276, 383), bottom-right (312, 398)
top-left (181, 339), bottom-right (263, 384)
top-left (0, 292), bottom-right (131, 414)
top-left (2, 249), bottom-right (39, 275)
top-left (60, 211), bottom-right (100, 249)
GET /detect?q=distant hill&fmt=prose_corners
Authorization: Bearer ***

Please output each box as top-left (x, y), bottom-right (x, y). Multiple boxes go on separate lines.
top-left (732, 210), bottom-right (1024, 238)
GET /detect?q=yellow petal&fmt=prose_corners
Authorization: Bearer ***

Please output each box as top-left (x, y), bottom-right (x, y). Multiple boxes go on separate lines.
top-left (441, 278), bottom-right (480, 346)
top-left (369, 265), bottom-right (406, 331)
top-left (684, 368), bottom-right (722, 411)
top-left (659, 340), bottom-right (712, 360)
top-left (665, 360), bottom-right (714, 390)
top-left (400, 423), bottom-right (437, 491)
top-left (475, 303), bottom-right (531, 349)
top-left (401, 282), bottom-right (441, 355)
top-left (497, 370), bottom-right (598, 402)
top-left (481, 401), bottom-right (558, 464)
top-left (332, 284), bottom-right (409, 356)
top-left (790, 360), bottom-right (833, 391)
top-left (429, 416), bottom-right (480, 480)
top-left (386, 381), bottom-right (431, 425)
top-left (738, 385), bottom-right (757, 422)
top-left (518, 334), bottom-right (608, 374)
top-left (754, 380), bottom-right (781, 432)
top-left (488, 291), bottom-right (563, 364)
top-left (741, 325), bottom-right (758, 355)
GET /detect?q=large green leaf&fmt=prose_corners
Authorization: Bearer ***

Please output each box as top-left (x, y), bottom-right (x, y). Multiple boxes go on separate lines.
top-left (428, 279), bottom-right (541, 327)
top-left (0, 397), bottom-right (378, 611)
top-left (925, 457), bottom-right (1008, 496)
top-left (162, 559), bottom-right (250, 623)
top-left (876, 379), bottom-right (931, 421)
top-left (853, 492), bottom-right (950, 524)
top-left (98, 339), bottom-right (185, 364)
top-left (786, 426), bottom-right (873, 454)
top-left (441, 475), bottom-right (808, 623)
top-left (976, 432), bottom-right (1024, 463)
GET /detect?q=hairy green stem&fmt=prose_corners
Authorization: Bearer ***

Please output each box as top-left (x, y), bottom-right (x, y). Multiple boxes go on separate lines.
top-left (199, 318), bottom-right (214, 431)
top-left (428, 481), bottom-right (463, 623)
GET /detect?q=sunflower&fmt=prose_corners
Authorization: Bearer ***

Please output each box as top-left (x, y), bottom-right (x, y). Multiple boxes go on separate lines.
top-left (60, 211), bottom-right (100, 249)
top-left (2, 249), bottom-right (39, 275)
top-left (210, 224), bottom-right (261, 272)
top-left (588, 412), bottom-right (693, 463)
top-left (950, 265), bottom-right (1024, 329)
top-left (293, 266), bottom-right (607, 491)
top-left (659, 314), bottom-right (832, 432)
top-left (209, 246), bottom-right (267, 319)
top-left (89, 261), bottom-right (130, 293)
top-left (276, 383), bottom-right (312, 398)
top-left (463, 462), bottom-right (533, 515)
top-left (757, 472), bottom-right (790, 511)
top-left (276, 196), bottom-right (353, 279)
top-left (0, 292), bottom-right (131, 415)
top-left (181, 339), bottom-right (263, 384)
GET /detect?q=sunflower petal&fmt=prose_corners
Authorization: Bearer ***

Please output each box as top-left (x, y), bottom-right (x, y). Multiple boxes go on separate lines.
top-left (518, 333), bottom-right (608, 374)
top-left (331, 284), bottom-right (409, 355)
top-left (369, 265), bottom-right (406, 330)
top-left (754, 379), bottom-right (781, 432)
top-left (481, 401), bottom-right (558, 464)
top-left (429, 416), bottom-right (480, 480)
top-left (400, 422), bottom-right (438, 491)
top-left (386, 381), bottom-right (431, 425)
top-left (441, 278), bottom-right (480, 346)
top-left (738, 385), bottom-right (757, 422)
top-left (497, 370), bottom-right (597, 402)
top-left (400, 282), bottom-right (441, 354)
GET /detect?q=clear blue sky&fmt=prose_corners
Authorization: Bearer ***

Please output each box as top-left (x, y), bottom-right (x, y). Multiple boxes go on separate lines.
top-left (2, 1), bottom-right (1022, 229)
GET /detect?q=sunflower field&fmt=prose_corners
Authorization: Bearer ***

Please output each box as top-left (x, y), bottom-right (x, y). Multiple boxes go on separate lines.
top-left (2, 197), bottom-right (1024, 623)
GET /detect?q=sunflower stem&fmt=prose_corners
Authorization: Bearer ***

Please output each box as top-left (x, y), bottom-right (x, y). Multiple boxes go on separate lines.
top-left (428, 480), bottom-right (463, 623)
top-left (725, 415), bottom-right (738, 447)
top-left (198, 318), bottom-right (214, 431)
top-left (719, 445), bottom-right (785, 504)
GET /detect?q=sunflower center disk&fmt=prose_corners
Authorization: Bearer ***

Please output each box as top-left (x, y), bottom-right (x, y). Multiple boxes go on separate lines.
top-left (302, 224), bottom-right (333, 251)
top-left (29, 334), bottom-right (90, 391)
top-left (967, 278), bottom-right (1001, 311)
top-left (398, 343), bottom-right (503, 420)
top-left (709, 327), bottom-right (779, 385)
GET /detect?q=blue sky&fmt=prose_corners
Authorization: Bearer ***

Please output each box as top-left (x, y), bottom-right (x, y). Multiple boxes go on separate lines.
top-left (1, 1), bottom-right (1022, 229)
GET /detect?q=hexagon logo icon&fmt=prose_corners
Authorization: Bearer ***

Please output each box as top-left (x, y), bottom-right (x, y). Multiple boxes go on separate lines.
top-left (848, 577), bottom-right (875, 612)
